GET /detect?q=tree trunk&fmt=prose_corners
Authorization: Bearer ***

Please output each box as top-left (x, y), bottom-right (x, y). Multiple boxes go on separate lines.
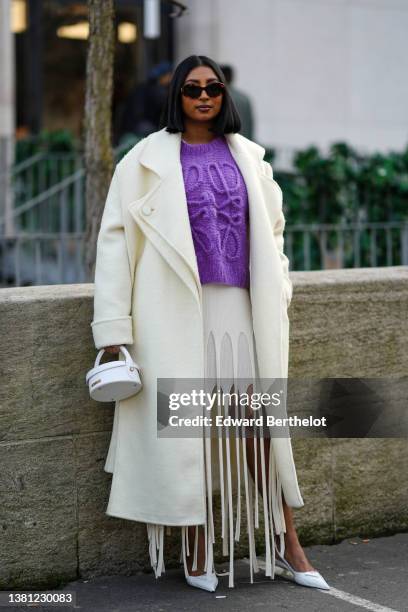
top-left (0, 0), bottom-right (15, 237)
top-left (83, 0), bottom-right (115, 282)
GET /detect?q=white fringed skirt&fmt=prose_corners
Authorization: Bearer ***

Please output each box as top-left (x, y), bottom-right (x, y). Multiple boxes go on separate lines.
top-left (146, 283), bottom-right (287, 588)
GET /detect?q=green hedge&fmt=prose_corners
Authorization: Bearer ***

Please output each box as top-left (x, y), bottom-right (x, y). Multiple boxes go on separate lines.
top-left (266, 142), bottom-right (408, 224)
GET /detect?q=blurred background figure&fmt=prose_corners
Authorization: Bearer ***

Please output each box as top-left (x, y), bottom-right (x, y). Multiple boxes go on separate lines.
top-left (220, 64), bottom-right (254, 140)
top-left (115, 60), bottom-right (173, 143)
top-left (2, 0), bottom-right (408, 287)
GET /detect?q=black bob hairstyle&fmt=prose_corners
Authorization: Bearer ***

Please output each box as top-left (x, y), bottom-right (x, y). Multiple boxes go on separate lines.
top-left (159, 55), bottom-right (242, 136)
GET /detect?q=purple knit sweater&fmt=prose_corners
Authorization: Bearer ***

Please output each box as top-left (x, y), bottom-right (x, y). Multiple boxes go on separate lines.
top-left (180, 135), bottom-right (250, 289)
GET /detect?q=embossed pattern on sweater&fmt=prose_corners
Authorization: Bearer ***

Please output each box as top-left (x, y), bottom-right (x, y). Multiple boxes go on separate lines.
top-left (180, 136), bottom-right (250, 288)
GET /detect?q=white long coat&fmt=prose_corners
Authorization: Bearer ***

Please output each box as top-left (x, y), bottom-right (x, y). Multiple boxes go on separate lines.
top-left (91, 127), bottom-right (304, 525)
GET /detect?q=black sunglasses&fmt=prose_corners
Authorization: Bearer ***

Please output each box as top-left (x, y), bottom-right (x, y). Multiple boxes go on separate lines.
top-left (180, 81), bottom-right (225, 99)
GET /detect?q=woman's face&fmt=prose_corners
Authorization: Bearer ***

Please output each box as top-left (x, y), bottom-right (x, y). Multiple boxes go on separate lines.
top-left (180, 66), bottom-right (224, 125)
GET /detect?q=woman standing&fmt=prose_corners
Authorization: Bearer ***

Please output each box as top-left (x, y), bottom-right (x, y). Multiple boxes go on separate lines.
top-left (91, 55), bottom-right (330, 592)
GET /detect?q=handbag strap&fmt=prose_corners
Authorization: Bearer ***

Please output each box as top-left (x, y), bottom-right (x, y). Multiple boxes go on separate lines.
top-left (94, 345), bottom-right (140, 371)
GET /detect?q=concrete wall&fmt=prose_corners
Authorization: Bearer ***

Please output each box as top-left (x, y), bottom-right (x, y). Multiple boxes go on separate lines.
top-left (0, 267), bottom-right (407, 589)
top-left (175, 0), bottom-right (408, 155)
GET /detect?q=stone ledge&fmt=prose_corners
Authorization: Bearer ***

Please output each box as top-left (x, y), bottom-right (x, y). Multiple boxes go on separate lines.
top-left (1, 266), bottom-right (407, 589)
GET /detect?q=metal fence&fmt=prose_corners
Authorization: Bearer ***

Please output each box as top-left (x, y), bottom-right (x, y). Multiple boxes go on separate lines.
top-left (0, 168), bottom-right (86, 286)
top-left (0, 141), bottom-right (135, 286)
top-left (12, 153), bottom-right (82, 208)
top-left (2, 218), bottom-right (408, 287)
top-left (286, 221), bottom-right (408, 270)
top-left (1, 233), bottom-right (86, 286)
top-left (1, 143), bottom-right (408, 287)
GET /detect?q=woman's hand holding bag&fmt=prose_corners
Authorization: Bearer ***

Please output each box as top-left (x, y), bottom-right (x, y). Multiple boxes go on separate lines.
top-left (85, 345), bottom-right (143, 403)
top-left (104, 345), bottom-right (121, 354)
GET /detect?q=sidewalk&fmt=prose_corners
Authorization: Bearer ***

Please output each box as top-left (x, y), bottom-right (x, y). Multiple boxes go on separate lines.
top-left (7, 534), bottom-right (408, 611)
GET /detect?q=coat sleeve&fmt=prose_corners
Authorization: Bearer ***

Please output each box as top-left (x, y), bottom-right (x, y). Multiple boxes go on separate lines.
top-left (90, 169), bottom-right (134, 350)
top-left (261, 160), bottom-right (293, 307)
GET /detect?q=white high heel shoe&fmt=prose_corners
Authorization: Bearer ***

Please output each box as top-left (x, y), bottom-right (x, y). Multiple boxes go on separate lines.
top-left (185, 571), bottom-right (219, 592)
top-left (275, 546), bottom-right (330, 590)
top-left (181, 528), bottom-right (218, 592)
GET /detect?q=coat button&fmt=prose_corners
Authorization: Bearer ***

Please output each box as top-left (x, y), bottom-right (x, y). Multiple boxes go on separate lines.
top-left (142, 204), bottom-right (153, 216)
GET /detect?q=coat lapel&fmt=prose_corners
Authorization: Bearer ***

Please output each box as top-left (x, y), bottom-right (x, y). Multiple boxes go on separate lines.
top-left (127, 128), bottom-right (269, 312)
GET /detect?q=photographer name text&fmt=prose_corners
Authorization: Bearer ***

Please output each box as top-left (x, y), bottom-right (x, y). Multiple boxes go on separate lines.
top-left (167, 415), bottom-right (327, 428)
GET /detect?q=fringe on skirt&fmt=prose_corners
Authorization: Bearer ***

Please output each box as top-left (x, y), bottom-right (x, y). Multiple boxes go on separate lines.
top-left (146, 283), bottom-right (287, 588)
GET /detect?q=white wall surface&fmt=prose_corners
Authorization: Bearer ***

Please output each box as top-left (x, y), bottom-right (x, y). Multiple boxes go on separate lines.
top-left (175, 0), bottom-right (408, 155)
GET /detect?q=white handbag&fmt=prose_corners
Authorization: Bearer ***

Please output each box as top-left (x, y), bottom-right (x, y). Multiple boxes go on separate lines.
top-left (85, 345), bottom-right (142, 402)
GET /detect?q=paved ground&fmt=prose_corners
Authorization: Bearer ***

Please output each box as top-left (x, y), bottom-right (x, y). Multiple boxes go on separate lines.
top-left (4, 534), bottom-right (408, 611)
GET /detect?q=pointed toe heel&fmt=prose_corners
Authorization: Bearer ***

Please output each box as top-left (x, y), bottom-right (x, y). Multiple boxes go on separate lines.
top-left (185, 571), bottom-right (219, 592)
top-left (181, 528), bottom-right (218, 592)
top-left (275, 547), bottom-right (330, 590)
